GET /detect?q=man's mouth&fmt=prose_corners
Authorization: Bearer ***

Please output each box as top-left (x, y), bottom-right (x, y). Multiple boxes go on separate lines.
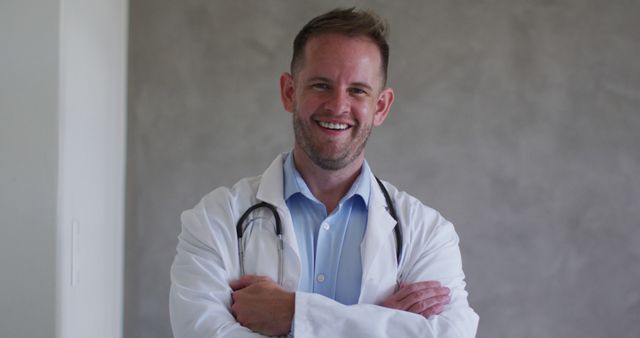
top-left (317, 121), bottom-right (350, 130)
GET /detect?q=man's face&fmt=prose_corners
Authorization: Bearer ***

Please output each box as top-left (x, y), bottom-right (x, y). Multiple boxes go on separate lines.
top-left (280, 33), bottom-right (394, 171)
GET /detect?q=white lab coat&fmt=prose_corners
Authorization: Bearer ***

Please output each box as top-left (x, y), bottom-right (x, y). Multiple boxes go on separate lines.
top-left (170, 154), bottom-right (479, 337)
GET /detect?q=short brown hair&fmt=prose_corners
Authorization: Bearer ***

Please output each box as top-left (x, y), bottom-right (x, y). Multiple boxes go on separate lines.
top-left (291, 7), bottom-right (390, 85)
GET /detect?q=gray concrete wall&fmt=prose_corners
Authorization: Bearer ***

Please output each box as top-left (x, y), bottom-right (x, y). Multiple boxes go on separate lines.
top-left (126, 1), bottom-right (640, 337)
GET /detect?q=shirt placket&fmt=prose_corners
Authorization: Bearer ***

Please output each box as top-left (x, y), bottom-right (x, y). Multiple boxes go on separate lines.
top-left (313, 201), bottom-right (353, 299)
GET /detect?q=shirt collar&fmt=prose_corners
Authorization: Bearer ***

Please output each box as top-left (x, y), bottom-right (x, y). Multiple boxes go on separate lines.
top-left (283, 152), bottom-right (371, 207)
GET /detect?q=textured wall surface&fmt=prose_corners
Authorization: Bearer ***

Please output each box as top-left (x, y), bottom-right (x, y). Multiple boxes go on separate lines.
top-left (126, 1), bottom-right (640, 337)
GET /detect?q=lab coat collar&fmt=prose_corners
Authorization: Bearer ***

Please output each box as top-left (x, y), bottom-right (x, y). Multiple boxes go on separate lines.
top-left (255, 153), bottom-right (288, 210)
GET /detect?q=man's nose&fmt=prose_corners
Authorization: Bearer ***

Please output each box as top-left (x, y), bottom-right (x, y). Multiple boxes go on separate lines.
top-left (324, 90), bottom-right (350, 114)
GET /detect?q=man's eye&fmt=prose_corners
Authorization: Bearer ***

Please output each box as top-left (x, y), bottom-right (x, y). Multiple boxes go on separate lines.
top-left (349, 88), bottom-right (367, 95)
top-left (312, 83), bottom-right (330, 90)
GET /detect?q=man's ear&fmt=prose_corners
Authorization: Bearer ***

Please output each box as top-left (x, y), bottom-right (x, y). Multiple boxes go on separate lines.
top-left (373, 87), bottom-right (394, 127)
top-left (280, 72), bottom-right (296, 113)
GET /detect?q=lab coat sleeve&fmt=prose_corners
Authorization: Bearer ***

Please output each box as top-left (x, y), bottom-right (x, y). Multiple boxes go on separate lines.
top-left (169, 190), bottom-right (272, 338)
top-left (292, 198), bottom-right (479, 337)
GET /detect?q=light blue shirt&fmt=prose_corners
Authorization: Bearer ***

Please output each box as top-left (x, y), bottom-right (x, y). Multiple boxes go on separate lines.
top-left (283, 152), bottom-right (370, 305)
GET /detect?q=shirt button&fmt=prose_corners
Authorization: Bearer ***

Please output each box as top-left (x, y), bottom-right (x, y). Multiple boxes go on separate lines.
top-left (316, 274), bottom-right (325, 283)
top-left (322, 223), bottom-right (330, 230)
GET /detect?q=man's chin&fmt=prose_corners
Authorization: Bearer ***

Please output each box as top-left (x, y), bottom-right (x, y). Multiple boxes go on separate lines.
top-left (309, 152), bottom-right (356, 171)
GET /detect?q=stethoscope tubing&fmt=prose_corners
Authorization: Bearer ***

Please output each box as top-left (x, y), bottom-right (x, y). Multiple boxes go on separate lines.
top-left (236, 201), bottom-right (284, 283)
top-left (236, 177), bottom-right (401, 285)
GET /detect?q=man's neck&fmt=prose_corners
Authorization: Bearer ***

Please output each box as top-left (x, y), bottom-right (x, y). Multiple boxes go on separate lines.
top-left (292, 148), bottom-right (364, 214)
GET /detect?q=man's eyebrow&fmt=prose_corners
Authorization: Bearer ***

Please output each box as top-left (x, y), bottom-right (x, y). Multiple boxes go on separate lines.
top-left (306, 76), bottom-right (332, 83)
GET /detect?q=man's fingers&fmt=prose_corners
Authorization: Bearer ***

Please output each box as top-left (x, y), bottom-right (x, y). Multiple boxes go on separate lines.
top-left (407, 295), bottom-right (450, 314)
top-left (393, 281), bottom-right (442, 301)
top-left (397, 286), bottom-right (450, 307)
top-left (229, 275), bottom-right (272, 291)
top-left (395, 285), bottom-right (450, 310)
top-left (421, 304), bottom-right (446, 318)
top-left (380, 281), bottom-right (452, 314)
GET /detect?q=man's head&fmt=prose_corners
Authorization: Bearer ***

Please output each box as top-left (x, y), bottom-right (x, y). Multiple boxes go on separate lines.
top-left (290, 7), bottom-right (390, 86)
top-left (281, 8), bottom-right (394, 172)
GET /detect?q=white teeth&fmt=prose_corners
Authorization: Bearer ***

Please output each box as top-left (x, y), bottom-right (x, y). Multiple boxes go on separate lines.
top-left (318, 121), bottom-right (349, 130)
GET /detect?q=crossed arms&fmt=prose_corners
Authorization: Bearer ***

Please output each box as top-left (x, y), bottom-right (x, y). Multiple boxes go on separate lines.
top-left (230, 275), bottom-right (451, 336)
top-left (170, 191), bottom-right (478, 337)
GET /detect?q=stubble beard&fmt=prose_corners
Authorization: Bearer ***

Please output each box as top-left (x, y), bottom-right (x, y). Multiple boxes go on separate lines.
top-left (292, 111), bottom-right (372, 171)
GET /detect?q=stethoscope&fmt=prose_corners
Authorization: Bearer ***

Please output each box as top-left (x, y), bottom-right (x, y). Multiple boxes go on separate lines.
top-left (236, 177), bottom-right (402, 284)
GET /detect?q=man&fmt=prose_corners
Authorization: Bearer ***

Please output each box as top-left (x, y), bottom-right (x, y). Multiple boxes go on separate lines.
top-left (170, 8), bottom-right (478, 337)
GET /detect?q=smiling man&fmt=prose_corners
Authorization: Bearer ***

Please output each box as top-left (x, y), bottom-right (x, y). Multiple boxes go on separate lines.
top-left (170, 8), bottom-right (478, 337)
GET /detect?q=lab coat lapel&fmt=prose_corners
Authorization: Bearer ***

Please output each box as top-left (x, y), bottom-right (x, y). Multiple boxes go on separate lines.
top-left (359, 175), bottom-right (398, 303)
top-left (255, 154), bottom-right (301, 289)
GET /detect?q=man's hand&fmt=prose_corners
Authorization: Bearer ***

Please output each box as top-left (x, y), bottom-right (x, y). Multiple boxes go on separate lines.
top-left (380, 281), bottom-right (451, 318)
top-left (230, 275), bottom-right (294, 337)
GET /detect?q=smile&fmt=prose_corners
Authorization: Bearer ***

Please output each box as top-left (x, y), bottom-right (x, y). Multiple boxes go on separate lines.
top-left (317, 121), bottom-right (350, 130)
